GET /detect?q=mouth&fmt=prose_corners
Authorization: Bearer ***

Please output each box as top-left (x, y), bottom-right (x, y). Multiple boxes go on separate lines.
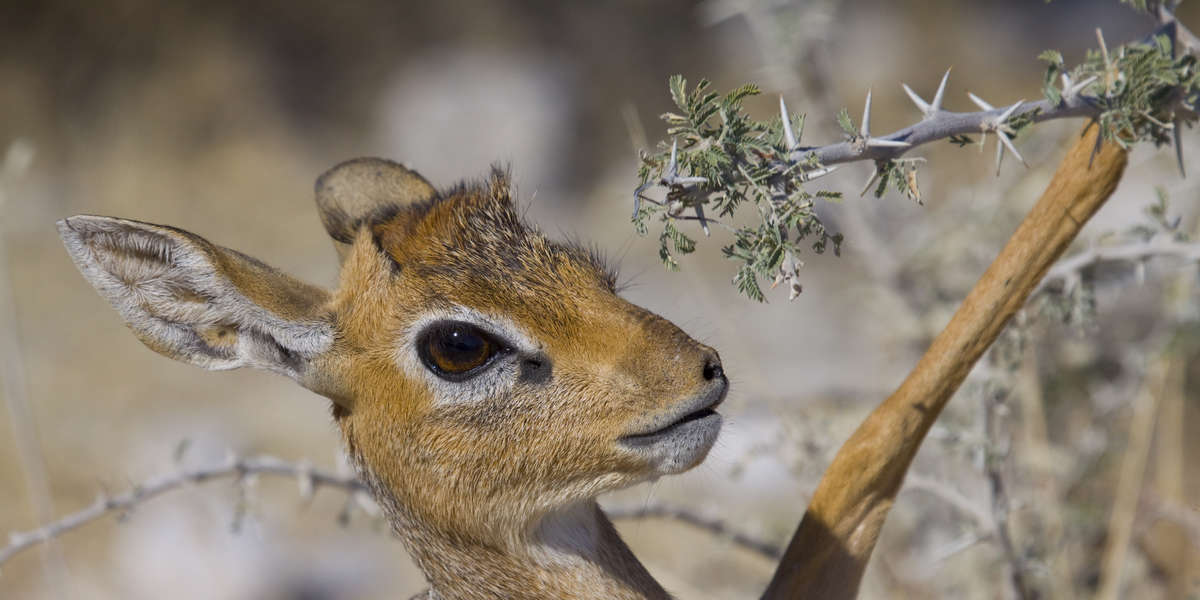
top-left (617, 381), bottom-right (726, 473)
top-left (621, 404), bottom-right (720, 441)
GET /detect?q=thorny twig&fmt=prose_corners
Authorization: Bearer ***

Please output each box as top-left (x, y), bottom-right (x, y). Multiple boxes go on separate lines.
top-left (775, 12), bottom-right (1198, 174)
top-left (0, 454), bottom-right (776, 569)
top-left (636, 5), bottom-right (1200, 301)
top-left (0, 455), bottom-right (366, 569)
top-left (606, 504), bottom-right (782, 560)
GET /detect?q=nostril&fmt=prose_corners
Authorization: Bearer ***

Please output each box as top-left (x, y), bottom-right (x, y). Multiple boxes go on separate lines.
top-left (702, 358), bottom-right (723, 381)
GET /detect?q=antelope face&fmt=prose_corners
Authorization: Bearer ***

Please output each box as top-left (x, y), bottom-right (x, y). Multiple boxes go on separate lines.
top-left (325, 164), bottom-right (727, 531)
top-left (57, 158), bottom-right (726, 541)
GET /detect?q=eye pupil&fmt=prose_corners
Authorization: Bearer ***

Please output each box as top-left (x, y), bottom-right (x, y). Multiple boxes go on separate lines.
top-left (443, 329), bottom-right (483, 354)
top-left (420, 322), bottom-right (501, 379)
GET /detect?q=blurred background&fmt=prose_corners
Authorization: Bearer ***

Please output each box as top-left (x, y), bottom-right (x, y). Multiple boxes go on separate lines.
top-left (2, 0), bottom-right (1198, 598)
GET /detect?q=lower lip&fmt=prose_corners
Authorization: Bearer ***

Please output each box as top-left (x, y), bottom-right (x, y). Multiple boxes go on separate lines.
top-left (622, 408), bottom-right (720, 442)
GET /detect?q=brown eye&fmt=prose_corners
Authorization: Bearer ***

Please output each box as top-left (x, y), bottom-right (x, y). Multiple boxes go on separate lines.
top-left (418, 321), bottom-right (505, 380)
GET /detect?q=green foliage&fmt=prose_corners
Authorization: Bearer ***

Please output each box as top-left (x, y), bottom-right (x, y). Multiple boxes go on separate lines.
top-left (1041, 32), bottom-right (1200, 149)
top-left (1039, 50), bottom-right (1065, 106)
top-left (948, 134), bottom-right (976, 147)
top-left (1119, 0), bottom-right (1153, 12)
top-left (835, 108), bottom-right (856, 137)
top-left (635, 76), bottom-right (843, 302)
top-left (636, 1), bottom-right (1198, 302)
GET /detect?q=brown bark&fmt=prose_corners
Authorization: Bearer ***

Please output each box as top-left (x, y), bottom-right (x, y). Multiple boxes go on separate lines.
top-left (762, 123), bottom-right (1129, 600)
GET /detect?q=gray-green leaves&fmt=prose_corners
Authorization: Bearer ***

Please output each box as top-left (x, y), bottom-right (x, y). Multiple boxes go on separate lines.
top-left (633, 2), bottom-right (1199, 302)
top-left (636, 76), bottom-right (842, 302)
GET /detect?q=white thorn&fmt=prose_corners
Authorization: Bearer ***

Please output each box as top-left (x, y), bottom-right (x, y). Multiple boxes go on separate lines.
top-left (997, 132), bottom-right (1028, 171)
top-left (667, 139), bottom-right (678, 177)
top-left (802, 164), bottom-right (839, 182)
top-left (861, 88), bottom-right (873, 138)
top-left (902, 83), bottom-right (931, 117)
top-left (997, 99), bottom-right (1025, 124)
top-left (967, 92), bottom-right (994, 111)
top-left (868, 138), bottom-right (911, 148)
top-left (695, 203), bottom-right (710, 236)
top-left (779, 96), bottom-right (798, 149)
top-left (1174, 117), bottom-right (1186, 177)
top-left (1066, 75), bottom-right (1098, 98)
top-left (1061, 72), bottom-right (1072, 91)
top-left (931, 68), bottom-right (951, 113)
top-left (903, 68), bottom-right (950, 120)
top-left (994, 137), bottom-right (1005, 176)
top-left (860, 165), bottom-right (880, 197)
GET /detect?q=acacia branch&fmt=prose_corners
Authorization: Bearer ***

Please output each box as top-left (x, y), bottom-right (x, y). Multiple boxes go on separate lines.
top-left (779, 15), bottom-right (1197, 173)
top-left (762, 122), bottom-right (1129, 600)
top-left (791, 98), bottom-right (1094, 169)
top-left (635, 8), bottom-right (1197, 302)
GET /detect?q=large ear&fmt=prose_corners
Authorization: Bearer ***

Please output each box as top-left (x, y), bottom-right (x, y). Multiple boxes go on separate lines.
top-left (57, 216), bottom-right (335, 387)
top-left (315, 158), bottom-right (438, 262)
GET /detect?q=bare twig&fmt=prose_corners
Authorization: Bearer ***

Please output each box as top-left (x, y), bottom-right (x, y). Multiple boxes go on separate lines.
top-left (984, 379), bottom-right (1035, 600)
top-left (1, 454), bottom-right (781, 570)
top-left (606, 503), bottom-right (781, 560)
top-left (901, 474), bottom-right (993, 534)
top-left (1039, 238), bottom-right (1200, 291)
top-left (0, 455), bottom-right (366, 569)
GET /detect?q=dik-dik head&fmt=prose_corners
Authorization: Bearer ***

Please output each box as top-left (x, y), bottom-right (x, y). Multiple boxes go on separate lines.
top-left (58, 159), bottom-right (726, 543)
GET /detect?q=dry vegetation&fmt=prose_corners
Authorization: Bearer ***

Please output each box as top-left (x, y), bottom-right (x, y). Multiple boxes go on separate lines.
top-left (1, 1), bottom-right (1198, 598)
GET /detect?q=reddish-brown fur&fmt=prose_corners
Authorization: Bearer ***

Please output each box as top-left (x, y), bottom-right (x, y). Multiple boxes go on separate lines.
top-left (60, 159), bottom-right (727, 599)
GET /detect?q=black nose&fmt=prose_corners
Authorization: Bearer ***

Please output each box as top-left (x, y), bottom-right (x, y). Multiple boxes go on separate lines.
top-left (702, 356), bottom-right (724, 381)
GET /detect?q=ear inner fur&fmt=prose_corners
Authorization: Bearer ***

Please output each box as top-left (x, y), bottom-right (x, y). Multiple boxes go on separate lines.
top-left (56, 215), bottom-right (336, 388)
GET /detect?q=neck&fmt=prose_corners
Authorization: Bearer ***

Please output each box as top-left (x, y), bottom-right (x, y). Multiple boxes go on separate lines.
top-left (396, 500), bottom-right (670, 600)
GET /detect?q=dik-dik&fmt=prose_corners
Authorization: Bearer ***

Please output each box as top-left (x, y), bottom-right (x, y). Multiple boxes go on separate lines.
top-left (59, 159), bottom-right (727, 600)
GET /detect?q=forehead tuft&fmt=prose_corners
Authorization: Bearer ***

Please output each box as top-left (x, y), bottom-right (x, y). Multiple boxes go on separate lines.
top-left (372, 171), bottom-right (618, 300)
